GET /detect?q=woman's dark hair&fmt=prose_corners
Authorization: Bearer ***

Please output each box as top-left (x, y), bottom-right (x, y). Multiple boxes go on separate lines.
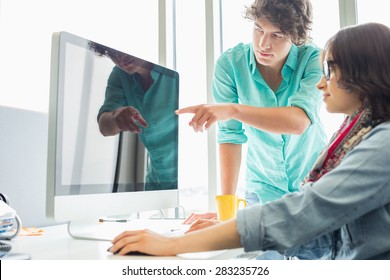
top-left (244, 0), bottom-right (313, 45)
top-left (324, 22), bottom-right (390, 121)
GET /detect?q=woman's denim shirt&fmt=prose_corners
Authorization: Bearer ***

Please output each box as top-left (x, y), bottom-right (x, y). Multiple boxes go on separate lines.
top-left (237, 122), bottom-right (390, 259)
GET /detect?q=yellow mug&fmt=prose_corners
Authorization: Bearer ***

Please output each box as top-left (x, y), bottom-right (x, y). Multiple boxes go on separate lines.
top-left (215, 194), bottom-right (247, 221)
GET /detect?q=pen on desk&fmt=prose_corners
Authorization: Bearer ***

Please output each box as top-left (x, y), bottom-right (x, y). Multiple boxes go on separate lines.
top-left (98, 218), bottom-right (131, 223)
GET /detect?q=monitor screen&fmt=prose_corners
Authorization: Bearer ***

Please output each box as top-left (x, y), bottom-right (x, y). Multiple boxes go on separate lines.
top-left (46, 31), bottom-right (179, 228)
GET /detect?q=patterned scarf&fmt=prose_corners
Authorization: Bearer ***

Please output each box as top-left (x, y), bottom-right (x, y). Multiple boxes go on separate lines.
top-left (302, 106), bottom-right (380, 185)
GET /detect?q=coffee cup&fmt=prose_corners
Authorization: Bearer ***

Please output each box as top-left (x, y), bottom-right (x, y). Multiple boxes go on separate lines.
top-left (215, 194), bottom-right (247, 221)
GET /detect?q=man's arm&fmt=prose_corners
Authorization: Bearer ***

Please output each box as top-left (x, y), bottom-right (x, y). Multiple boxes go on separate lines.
top-left (220, 143), bottom-right (242, 194)
top-left (176, 104), bottom-right (311, 135)
top-left (98, 111), bottom-right (121, 136)
top-left (233, 105), bottom-right (311, 135)
top-left (98, 107), bottom-right (148, 136)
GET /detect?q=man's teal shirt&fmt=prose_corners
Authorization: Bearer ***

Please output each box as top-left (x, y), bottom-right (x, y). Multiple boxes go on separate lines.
top-left (213, 43), bottom-right (327, 202)
top-left (98, 65), bottom-right (179, 190)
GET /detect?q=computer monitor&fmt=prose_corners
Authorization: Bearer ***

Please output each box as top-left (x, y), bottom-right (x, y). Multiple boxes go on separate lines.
top-left (46, 31), bottom-right (180, 239)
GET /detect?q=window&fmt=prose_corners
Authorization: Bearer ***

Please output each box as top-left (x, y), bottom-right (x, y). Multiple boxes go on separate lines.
top-left (0, 0), bottom-right (158, 113)
top-left (357, 0), bottom-right (390, 26)
top-left (173, 0), bottom-right (209, 213)
top-left (311, 0), bottom-right (345, 141)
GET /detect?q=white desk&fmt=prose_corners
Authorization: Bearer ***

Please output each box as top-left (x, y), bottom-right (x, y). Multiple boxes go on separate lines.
top-left (6, 222), bottom-right (247, 260)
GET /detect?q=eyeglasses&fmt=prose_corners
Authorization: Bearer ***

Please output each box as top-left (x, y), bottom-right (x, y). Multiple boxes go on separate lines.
top-left (322, 60), bottom-right (337, 81)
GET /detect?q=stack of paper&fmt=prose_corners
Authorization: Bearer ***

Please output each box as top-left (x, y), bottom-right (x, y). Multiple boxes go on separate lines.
top-left (0, 201), bottom-right (20, 240)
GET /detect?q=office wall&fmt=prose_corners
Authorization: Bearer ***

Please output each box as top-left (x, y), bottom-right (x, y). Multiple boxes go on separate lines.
top-left (0, 106), bottom-right (54, 227)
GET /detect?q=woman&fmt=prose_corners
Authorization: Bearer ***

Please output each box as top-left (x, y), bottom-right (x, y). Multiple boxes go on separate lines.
top-left (109, 22), bottom-right (390, 259)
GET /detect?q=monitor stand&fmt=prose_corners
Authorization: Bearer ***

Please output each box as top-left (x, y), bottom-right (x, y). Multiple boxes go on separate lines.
top-left (67, 219), bottom-right (114, 241)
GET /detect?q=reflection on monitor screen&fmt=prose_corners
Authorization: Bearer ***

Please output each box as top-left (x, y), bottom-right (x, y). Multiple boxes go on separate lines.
top-left (46, 31), bottom-right (180, 237)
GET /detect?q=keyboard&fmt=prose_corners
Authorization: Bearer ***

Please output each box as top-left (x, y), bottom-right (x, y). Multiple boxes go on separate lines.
top-left (67, 218), bottom-right (189, 241)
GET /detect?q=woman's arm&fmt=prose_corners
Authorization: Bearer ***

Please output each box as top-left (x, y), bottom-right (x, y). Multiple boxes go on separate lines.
top-left (109, 219), bottom-right (241, 256)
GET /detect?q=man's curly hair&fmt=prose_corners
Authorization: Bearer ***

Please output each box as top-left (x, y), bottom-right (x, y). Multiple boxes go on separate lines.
top-left (244, 0), bottom-right (313, 46)
top-left (88, 41), bottom-right (112, 57)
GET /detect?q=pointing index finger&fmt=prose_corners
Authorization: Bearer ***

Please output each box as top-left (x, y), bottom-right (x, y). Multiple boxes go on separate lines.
top-left (175, 105), bottom-right (199, 115)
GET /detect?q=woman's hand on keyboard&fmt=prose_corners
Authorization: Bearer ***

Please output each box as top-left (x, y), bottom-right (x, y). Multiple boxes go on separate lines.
top-left (185, 218), bottom-right (220, 233)
top-left (183, 212), bottom-right (217, 225)
top-left (109, 229), bottom-right (176, 256)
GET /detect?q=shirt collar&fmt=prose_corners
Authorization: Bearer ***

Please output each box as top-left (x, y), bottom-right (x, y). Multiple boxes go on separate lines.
top-left (284, 44), bottom-right (298, 72)
top-left (249, 44), bottom-right (257, 75)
